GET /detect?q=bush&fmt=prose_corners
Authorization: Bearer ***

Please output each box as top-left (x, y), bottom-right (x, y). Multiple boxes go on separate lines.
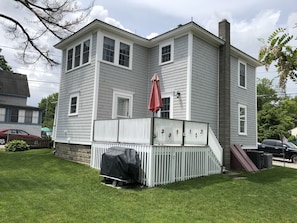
top-left (5, 140), bottom-right (30, 152)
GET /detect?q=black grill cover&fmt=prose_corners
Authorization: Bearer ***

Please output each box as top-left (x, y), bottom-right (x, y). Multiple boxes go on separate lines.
top-left (100, 147), bottom-right (140, 183)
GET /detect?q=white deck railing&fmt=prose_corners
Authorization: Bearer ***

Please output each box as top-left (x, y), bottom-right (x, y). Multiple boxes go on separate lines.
top-left (91, 118), bottom-right (223, 187)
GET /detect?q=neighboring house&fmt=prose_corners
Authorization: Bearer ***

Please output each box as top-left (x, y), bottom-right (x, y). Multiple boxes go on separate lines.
top-left (53, 19), bottom-right (261, 168)
top-left (0, 70), bottom-right (42, 136)
top-left (289, 127), bottom-right (297, 138)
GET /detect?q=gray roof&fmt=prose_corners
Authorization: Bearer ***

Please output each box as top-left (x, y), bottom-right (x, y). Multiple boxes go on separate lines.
top-left (0, 70), bottom-right (30, 97)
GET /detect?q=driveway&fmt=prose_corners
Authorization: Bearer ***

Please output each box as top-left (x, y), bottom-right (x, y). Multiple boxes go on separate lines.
top-left (273, 158), bottom-right (297, 169)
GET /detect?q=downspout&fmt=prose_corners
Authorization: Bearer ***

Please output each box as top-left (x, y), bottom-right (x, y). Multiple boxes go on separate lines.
top-left (186, 31), bottom-right (193, 120)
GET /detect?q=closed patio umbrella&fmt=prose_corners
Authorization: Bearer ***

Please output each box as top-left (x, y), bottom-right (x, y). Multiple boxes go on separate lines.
top-left (148, 73), bottom-right (162, 114)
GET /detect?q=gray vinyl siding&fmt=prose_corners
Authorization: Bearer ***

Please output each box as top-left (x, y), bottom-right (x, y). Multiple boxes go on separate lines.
top-left (148, 35), bottom-right (188, 119)
top-left (230, 56), bottom-right (257, 148)
top-left (96, 43), bottom-right (149, 119)
top-left (191, 36), bottom-right (219, 134)
top-left (55, 33), bottom-right (97, 144)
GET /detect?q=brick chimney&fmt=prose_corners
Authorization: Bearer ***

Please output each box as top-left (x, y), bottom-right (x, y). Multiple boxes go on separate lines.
top-left (218, 19), bottom-right (231, 169)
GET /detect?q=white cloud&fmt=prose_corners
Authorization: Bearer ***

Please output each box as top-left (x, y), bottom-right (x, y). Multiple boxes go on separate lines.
top-left (146, 32), bottom-right (159, 39)
top-left (1, 0), bottom-right (297, 106)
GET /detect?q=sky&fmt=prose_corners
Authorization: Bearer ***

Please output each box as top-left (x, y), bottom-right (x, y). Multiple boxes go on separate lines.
top-left (0, 0), bottom-right (297, 106)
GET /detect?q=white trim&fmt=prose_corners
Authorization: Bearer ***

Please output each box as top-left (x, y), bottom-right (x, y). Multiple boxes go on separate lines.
top-left (238, 104), bottom-right (247, 135)
top-left (238, 60), bottom-right (247, 89)
top-left (100, 33), bottom-right (133, 70)
top-left (112, 89), bottom-right (134, 119)
top-left (66, 36), bottom-right (92, 72)
top-left (91, 31), bottom-right (101, 142)
top-left (68, 92), bottom-right (79, 116)
top-left (186, 32), bottom-right (193, 120)
top-left (159, 40), bottom-right (174, 65)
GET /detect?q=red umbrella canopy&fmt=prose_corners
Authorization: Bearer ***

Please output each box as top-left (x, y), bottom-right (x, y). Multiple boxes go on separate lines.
top-left (148, 73), bottom-right (162, 113)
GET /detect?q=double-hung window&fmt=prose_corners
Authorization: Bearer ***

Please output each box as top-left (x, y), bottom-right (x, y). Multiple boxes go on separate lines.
top-left (25, 110), bottom-right (33, 123)
top-left (103, 37), bottom-right (115, 63)
top-left (160, 97), bottom-right (170, 119)
top-left (102, 36), bottom-right (132, 69)
top-left (67, 38), bottom-right (91, 71)
top-left (74, 44), bottom-right (81, 68)
top-left (0, 108), bottom-right (5, 122)
top-left (238, 104), bottom-right (247, 135)
top-left (238, 61), bottom-right (247, 88)
top-left (82, 40), bottom-right (90, 64)
top-left (159, 41), bottom-right (174, 65)
top-left (69, 93), bottom-right (79, 116)
top-left (119, 42), bottom-right (130, 67)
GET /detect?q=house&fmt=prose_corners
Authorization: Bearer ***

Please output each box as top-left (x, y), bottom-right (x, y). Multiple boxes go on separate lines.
top-left (289, 127), bottom-right (297, 138)
top-left (0, 70), bottom-right (42, 137)
top-left (53, 19), bottom-right (261, 170)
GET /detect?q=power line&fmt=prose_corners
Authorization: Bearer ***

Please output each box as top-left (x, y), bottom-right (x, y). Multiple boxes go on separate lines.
top-left (0, 45), bottom-right (62, 58)
top-left (28, 79), bottom-right (59, 85)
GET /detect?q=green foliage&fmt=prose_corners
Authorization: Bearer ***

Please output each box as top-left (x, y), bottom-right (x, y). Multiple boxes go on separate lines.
top-left (257, 78), bottom-right (278, 111)
top-left (257, 78), bottom-right (297, 141)
top-left (288, 135), bottom-right (296, 141)
top-left (259, 28), bottom-right (297, 90)
top-left (5, 140), bottom-right (30, 152)
top-left (38, 92), bottom-right (58, 128)
top-left (258, 99), bottom-right (296, 142)
top-left (0, 49), bottom-right (12, 71)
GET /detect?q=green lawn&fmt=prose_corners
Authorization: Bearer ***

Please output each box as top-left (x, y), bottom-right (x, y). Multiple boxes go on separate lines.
top-left (1, 149), bottom-right (297, 223)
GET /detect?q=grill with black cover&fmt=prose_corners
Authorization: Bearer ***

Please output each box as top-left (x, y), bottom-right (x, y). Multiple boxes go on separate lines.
top-left (100, 147), bottom-right (140, 184)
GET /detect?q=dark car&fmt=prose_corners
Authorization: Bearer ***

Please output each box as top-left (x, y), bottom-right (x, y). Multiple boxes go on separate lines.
top-left (0, 129), bottom-right (41, 145)
top-left (258, 139), bottom-right (297, 163)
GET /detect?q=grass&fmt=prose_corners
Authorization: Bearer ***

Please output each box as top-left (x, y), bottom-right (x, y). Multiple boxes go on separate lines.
top-left (1, 149), bottom-right (297, 223)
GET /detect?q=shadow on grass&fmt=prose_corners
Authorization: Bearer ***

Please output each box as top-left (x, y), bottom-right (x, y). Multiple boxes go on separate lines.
top-left (242, 166), bottom-right (297, 184)
top-left (155, 166), bottom-right (297, 191)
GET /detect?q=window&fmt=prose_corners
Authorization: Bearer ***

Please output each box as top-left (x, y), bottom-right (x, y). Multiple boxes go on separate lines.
top-left (103, 37), bottom-right (115, 63)
top-left (119, 42), bottom-right (130, 67)
top-left (238, 61), bottom-right (246, 88)
top-left (32, 111), bottom-right (39, 124)
top-left (160, 97), bottom-right (170, 119)
top-left (238, 104), bottom-right (247, 135)
top-left (67, 49), bottom-right (73, 70)
top-left (66, 38), bottom-right (91, 71)
top-left (10, 108), bottom-right (18, 122)
top-left (0, 108), bottom-right (5, 122)
top-left (159, 41), bottom-right (174, 65)
top-left (74, 44), bottom-right (81, 67)
top-left (25, 110), bottom-right (33, 123)
top-left (83, 39), bottom-right (90, 64)
top-left (112, 90), bottom-right (133, 119)
top-left (18, 110), bottom-right (25, 123)
top-left (69, 93), bottom-right (79, 116)
top-left (102, 36), bottom-right (132, 69)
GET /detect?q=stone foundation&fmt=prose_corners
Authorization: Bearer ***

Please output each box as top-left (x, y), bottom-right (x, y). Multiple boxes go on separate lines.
top-left (54, 143), bottom-right (91, 165)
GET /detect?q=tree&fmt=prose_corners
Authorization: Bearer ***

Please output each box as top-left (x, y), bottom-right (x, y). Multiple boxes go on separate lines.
top-left (258, 27), bottom-right (297, 90)
top-left (0, 0), bottom-right (93, 66)
top-left (256, 78), bottom-right (278, 111)
top-left (0, 49), bottom-right (12, 71)
top-left (257, 100), bottom-right (295, 142)
top-left (38, 92), bottom-right (58, 128)
top-left (257, 79), bottom-right (297, 141)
